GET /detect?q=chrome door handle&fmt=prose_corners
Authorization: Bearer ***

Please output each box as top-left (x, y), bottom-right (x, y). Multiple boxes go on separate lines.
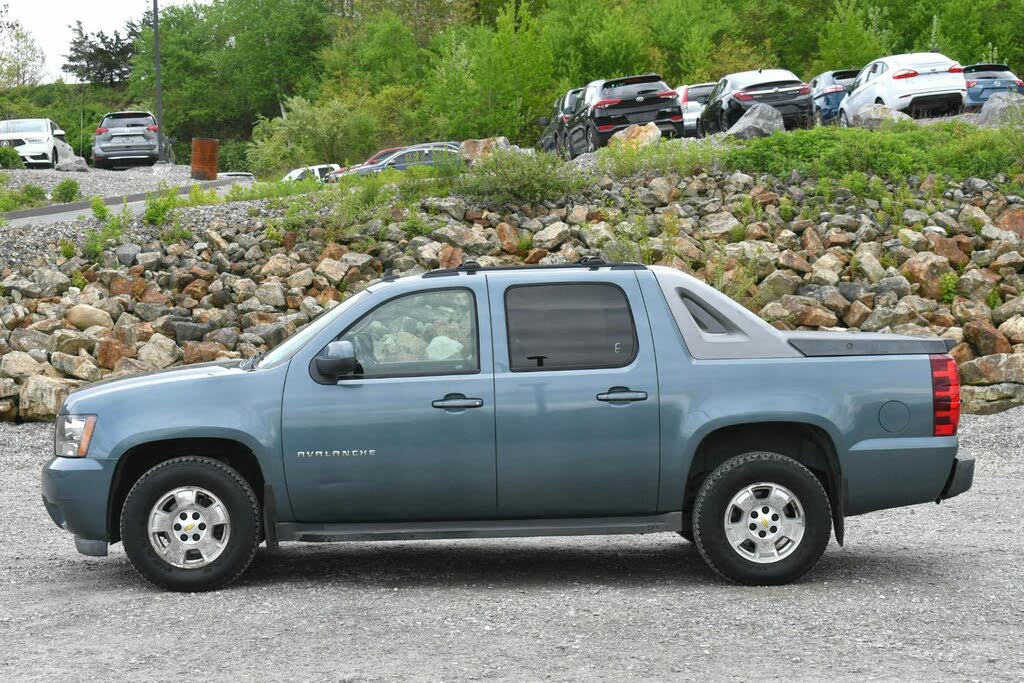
top-left (596, 388), bottom-right (648, 402)
top-left (432, 395), bottom-right (484, 409)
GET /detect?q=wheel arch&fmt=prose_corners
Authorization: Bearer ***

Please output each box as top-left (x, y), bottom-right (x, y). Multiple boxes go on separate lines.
top-left (107, 437), bottom-right (265, 543)
top-left (682, 421), bottom-right (845, 544)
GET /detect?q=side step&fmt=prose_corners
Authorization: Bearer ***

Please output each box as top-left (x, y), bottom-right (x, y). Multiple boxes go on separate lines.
top-left (276, 512), bottom-right (683, 543)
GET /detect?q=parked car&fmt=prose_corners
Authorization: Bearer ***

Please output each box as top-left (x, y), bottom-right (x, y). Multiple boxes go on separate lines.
top-left (963, 63), bottom-right (1024, 111)
top-left (565, 74), bottom-right (684, 158)
top-left (325, 147), bottom-right (406, 183)
top-left (92, 111), bottom-right (172, 169)
top-left (838, 53), bottom-right (966, 125)
top-left (698, 69), bottom-right (814, 135)
top-left (336, 142), bottom-right (461, 178)
top-left (281, 164), bottom-right (341, 182)
top-left (537, 87), bottom-right (583, 156)
top-left (0, 118), bottom-right (76, 168)
top-left (809, 69), bottom-right (861, 125)
top-left (42, 258), bottom-right (972, 591)
top-left (675, 82), bottom-right (716, 136)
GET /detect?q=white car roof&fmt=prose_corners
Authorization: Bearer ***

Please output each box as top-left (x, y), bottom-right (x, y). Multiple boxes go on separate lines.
top-left (885, 52), bottom-right (954, 67)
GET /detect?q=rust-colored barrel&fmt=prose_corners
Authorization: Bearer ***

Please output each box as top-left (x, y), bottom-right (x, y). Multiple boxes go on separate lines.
top-left (190, 138), bottom-right (219, 180)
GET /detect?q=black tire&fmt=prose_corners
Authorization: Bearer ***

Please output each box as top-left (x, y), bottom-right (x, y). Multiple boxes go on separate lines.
top-left (839, 110), bottom-right (850, 128)
top-left (50, 149), bottom-right (57, 169)
top-left (586, 125), bottom-right (599, 153)
top-left (692, 451), bottom-right (831, 585)
top-left (120, 456), bottom-right (261, 592)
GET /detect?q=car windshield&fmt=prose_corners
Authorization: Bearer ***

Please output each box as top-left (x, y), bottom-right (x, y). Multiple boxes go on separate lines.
top-left (966, 69), bottom-right (1016, 80)
top-left (601, 78), bottom-right (669, 98)
top-left (688, 85), bottom-right (714, 103)
top-left (258, 289), bottom-right (372, 368)
top-left (102, 115), bottom-right (154, 128)
top-left (0, 120), bottom-right (46, 134)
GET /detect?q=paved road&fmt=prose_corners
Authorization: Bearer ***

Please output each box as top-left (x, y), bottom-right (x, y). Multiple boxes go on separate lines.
top-left (1, 412), bottom-right (1021, 681)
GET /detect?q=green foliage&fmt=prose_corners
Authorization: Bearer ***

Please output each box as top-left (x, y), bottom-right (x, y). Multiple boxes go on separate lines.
top-left (517, 234), bottom-right (534, 252)
top-left (82, 205), bottom-right (127, 262)
top-left (20, 184), bottom-right (45, 203)
top-left (70, 271), bottom-right (88, 290)
top-left (264, 223), bottom-right (284, 246)
top-left (597, 139), bottom-right (718, 178)
top-left (778, 195), bottom-right (796, 221)
top-left (402, 212), bottom-right (434, 237)
top-left (0, 147), bottom-right (24, 169)
top-left (160, 221), bottom-right (192, 245)
top-left (59, 239), bottom-right (76, 259)
top-left (142, 186), bottom-right (180, 226)
top-left (810, 0), bottom-right (892, 76)
top-left (728, 224), bottom-right (747, 243)
top-left (939, 272), bottom-right (959, 304)
top-left (457, 150), bottom-right (584, 204)
top-left (52, 179), bottom-right (81, 204)
top-left (987, 288), bottom-right (1002, 309)
top-left (0, 183), bottom-right (47, 212)
top-left (90, 195), bottom-right (110, 222)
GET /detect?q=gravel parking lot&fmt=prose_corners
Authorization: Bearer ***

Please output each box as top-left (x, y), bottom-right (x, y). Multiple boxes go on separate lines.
top-left (1, 412), bottom-right (1021, 681)
top-left (3, 164), bottom-right (195, 200)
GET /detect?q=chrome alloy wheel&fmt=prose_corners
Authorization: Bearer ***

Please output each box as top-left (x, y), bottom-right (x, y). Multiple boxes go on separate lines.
top-left (148, 486), bottom-right (231, 569)
top-left (723, 482), bottom-right (805, 564)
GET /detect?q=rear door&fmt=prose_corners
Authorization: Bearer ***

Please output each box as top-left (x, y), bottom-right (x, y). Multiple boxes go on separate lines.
top-left (488, 271), bottom-right (661, 518)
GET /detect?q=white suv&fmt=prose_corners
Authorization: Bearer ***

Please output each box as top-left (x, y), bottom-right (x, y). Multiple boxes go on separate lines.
top-left (0, 118), bottom-right (76, 168)
top-left (839, 52), bottom-right (966, 124)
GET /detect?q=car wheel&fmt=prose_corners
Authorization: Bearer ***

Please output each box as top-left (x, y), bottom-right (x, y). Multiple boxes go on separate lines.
top-left (586, 125), bottom-right (599, 154)
top-left (692, 451), bottom-right (831, 585)
top-left (49, 149), bottom-right (57, 169)
top-left (813, 110), bottom-right (823, 127)
top-left (695, 120), bottom-right (704, 138)
top-left (120, 456), bottom-right (262, 592)
top-left (839, 110), bottom-right (850, 128)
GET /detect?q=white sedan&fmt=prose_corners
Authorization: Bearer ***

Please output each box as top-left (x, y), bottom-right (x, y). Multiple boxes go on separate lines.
top-left (838, 52), bottom-right (966, 124)
top-left (0, 118), bottom-right (76, 168)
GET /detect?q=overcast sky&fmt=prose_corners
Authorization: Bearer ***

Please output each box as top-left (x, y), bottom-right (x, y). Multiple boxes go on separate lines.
top-left (7, 0), bottom-right (205, 82)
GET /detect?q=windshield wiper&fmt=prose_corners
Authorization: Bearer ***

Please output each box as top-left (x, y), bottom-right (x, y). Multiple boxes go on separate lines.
top-left (242, 350), bottom-right (267, 370)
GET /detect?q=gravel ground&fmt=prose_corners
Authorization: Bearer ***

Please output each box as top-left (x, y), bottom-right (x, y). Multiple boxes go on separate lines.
top-left (0, 412), bottom-right (1021, 681)
top-left (3, 164), bottom-right (195, 200)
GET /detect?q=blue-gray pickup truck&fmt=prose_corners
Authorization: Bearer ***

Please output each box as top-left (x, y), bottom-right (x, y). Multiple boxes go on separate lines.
top-left (42, 259), bottom-right (973, 591)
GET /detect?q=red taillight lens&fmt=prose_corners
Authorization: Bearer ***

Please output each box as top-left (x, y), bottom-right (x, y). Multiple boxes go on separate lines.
top-left (670, 114), bottom-right (682, 121)
top-left (948, 63), bottom-right (964, 73)
top-left (147, 124), bottom-right (159, 132)
top-left (893, 69), bottom-right (919, 80)
top-left (561, 114), bottom-right (570, 123)
top-left (594, 98), bottom-right (622, 109)
top-left (965, 80), bottom-right (977, 88)
top-left (824, 85), bottom-right (845, 93)
top-left (95, 127), bottom-right (108, 134)
top-left (797, 83), bottom-right (811, 95)
top-left (1015, 79), bottom-right (1023, 88)
top-left (657, 90), bottom-right (678, 100)
top-left (734, 90), bottom-right (753, 101)
top-left (679, 87), bottom-right (689, 104)
top-left (930, 354), bottom-right (960, 437)
top-left (596, 124), bottom-right (616, 132)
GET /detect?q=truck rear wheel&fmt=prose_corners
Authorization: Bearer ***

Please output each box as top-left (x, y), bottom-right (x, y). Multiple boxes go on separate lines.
top-left (692, 452), bottom-right (831, 585)
top-left (120, 456), bottom-right (261, 592)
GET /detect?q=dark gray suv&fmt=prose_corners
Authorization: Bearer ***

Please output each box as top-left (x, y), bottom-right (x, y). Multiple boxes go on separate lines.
top-left (92, 111), bottom-right (170, 168)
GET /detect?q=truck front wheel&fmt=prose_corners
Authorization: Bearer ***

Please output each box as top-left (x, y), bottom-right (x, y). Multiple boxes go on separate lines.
top-left (692, 452), bottom-right (831, 585)
top-left (120, 456), bottom-right (262, 592)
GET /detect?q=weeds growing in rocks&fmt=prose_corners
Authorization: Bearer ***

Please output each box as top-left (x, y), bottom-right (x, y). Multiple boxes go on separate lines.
top-left (458, 149), bottom-right (585, 204)
top-left (51, 179), bottom-right (81, 204)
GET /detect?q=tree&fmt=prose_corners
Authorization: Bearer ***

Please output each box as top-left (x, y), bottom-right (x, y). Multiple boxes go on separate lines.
top-left (810, 0), bottom-right (892, 77)
top-left (0, 24), bottom-right (45, 87)
top-left (63, 21), bottom-right (139, 86)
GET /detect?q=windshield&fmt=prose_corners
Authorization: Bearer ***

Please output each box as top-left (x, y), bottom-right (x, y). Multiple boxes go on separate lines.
top-left (601, 78), bottom-right (669, 98)
top-left (0, 120), bottom-right (46, 134)
top-left (688, 85), bottom-right (714, 103)
top-left (258, 289), bottom-right (371, 368)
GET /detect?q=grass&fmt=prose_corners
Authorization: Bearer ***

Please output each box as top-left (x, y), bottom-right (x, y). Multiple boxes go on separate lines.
top-left (457, 150), bottom-right (585, 204)
top-left (597, 139), bottom-right (719, 178)
top-left (0, 183), bottom-right (47, 212)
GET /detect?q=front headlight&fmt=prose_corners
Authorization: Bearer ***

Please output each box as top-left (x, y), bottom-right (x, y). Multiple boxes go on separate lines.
top-left (54, 415), bottom-right (97, 457)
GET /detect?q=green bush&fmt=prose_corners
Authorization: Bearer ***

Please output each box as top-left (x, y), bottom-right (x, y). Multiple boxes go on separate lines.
top-left (59, 239), bottom-right (76, 259)
top-left (142, 186), bottom-right (180, 226)
top-left (52, 179), bottom-right (81, 204)
top-left (90, 195), bottom-right (110, 222)
top-left (0, 147), bottom-right (24, 169)
top-left (598, 139), bottom-right (719, 178)
top-left (938, 272), bottom-right (958, 304)
top-left (20, 184), bottom-right (46, 203)
top-left (458, 150), bottom-right (584, 204)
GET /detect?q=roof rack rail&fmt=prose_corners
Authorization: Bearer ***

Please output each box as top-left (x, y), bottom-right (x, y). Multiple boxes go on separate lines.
top-left (421, 257), bottom-right (647, 278)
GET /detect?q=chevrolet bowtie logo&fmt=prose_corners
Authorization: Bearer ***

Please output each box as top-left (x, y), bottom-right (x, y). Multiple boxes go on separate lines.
top-left (185, 523), bottom-right (195, 531)
top-left (761, 518), bottom-right (769, 528)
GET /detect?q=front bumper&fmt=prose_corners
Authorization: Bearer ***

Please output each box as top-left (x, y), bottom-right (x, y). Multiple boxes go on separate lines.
top-left (937, 455), bottom-right (975, 502)
top-left (13, 142), bottom-right (50, 164)
top-left (41, 455), bottom-right (117, 545)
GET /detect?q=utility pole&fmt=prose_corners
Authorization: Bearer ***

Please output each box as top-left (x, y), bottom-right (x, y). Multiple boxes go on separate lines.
top-left (153, 0), bottom-right (164, 162)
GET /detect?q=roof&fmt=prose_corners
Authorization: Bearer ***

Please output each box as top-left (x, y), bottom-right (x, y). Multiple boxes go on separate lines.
top-left (419, 257), bottom-right (647, 279)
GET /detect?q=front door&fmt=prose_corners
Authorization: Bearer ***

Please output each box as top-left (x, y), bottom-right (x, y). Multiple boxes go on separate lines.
top-left (487, 272), bottom-right (661, 518)
top-left (282, 284), bottom-right (497, 522)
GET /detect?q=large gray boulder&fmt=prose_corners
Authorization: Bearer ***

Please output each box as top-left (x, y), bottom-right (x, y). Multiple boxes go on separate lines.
top-left (976, 92), bottom-right (1024, 127)
top-left (55, 156), bottom-right (89, 172)
top-left (850, 104), bottom-right (912, 130)
top-left (727, 104), bottom-right (784, 139)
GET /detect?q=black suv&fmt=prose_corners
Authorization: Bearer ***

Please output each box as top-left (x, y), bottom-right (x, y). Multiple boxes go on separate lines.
top-left (565, 74), bottom-right (683, 158)
top-left (537, 88), bottom-right (583, 157)
top-left (698, 69), bottom-right (813, 136)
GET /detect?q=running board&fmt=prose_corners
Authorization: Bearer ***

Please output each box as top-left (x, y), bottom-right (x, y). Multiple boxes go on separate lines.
top-left (275, 512), bottom-right (683, 543)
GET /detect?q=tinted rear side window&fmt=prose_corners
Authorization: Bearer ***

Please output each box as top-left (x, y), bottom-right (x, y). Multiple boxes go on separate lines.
top-left (505, 283), bottom-right (637, 371)
top-left (689, 85), bottom-right (714, 103)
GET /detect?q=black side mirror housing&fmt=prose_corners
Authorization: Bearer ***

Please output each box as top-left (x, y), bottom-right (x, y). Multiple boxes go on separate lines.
top-left (315, 340), bottom-right (358, 380)
top-left (537, 116), bottom-right (550, 127)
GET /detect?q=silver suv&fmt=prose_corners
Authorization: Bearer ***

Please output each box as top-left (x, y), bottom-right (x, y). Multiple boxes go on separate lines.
top-left (92, 111), bottom-right (171, 168)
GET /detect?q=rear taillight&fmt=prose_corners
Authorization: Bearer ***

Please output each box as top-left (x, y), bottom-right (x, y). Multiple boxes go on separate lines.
top-left (596, 124), bottom-right (616, 132)
top-left (561, 114), bottom-right (570, 123)
top-left (797, 83), bottom-right (811, 95)
top-left (147, 124), bottom-right (159, 132)
top-left (594, 98), bottom-right (622, 109)
top-left (670, 114), bottom-right (682, 121)
top-left (679, 87), bottom-right (689, 104)
top-left (930, 354), bottom-right (960, 437)
top-left (965, 80), bottom-right (977, 88)
top-left (893, 69), bottom-right (919, 80)
top-left (1016, 79), bottom-right (1024, 88)
top-left (734, 91), bottom-right (753, 101)
top-left (95, 127), bottom-right (108, 134)
top-left (657, 90), bottom-right (678, 100)
top-left (948, 63), bottom-right (964, 73)
top-left (823, 85), bottom-right (845, 93)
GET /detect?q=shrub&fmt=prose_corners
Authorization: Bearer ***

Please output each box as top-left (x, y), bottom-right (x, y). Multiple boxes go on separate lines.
top-left (59, 239), bottom-right (76, 259)
top-left (987, 288), bottom-right (1002, 309)
top-left (402, 212), bottom-right (433, 237)
top-left (0, 147), bottom-right (24, 169)
top-left (70, 272), bottom-right (88, 290)
top-left (90, 196), bottom-right (110, 222)
top-left (458, 150), bottom-right (584, 204)
top-left (52, 179), bottom-right (81, 204)
top-left (598, 139), bottom-right (719, 178)
top-left (20, 184), bottom-right (46, 203)
top-left (938, 272), bottom-right (958, 304)
top-left (142, 186), bottom-right (180, 226)
top-left (160, 221), bottom-right (192, 244)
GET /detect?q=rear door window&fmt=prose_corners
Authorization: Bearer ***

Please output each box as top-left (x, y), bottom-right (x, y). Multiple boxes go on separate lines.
top-left (102, 114), bottom-right (155, 129)
top-left (601, 78), bottom-right (670, 99)
top-left (504, 283), bottom-right (637, 371)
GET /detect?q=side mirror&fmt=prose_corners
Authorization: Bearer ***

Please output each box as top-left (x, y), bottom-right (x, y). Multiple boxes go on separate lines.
top-left (537, 116), bottom-right (550, 127)
top-left (315, 340), bottom-right (357, 379)
top-left (54, 129), bottom-right (66, 137)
